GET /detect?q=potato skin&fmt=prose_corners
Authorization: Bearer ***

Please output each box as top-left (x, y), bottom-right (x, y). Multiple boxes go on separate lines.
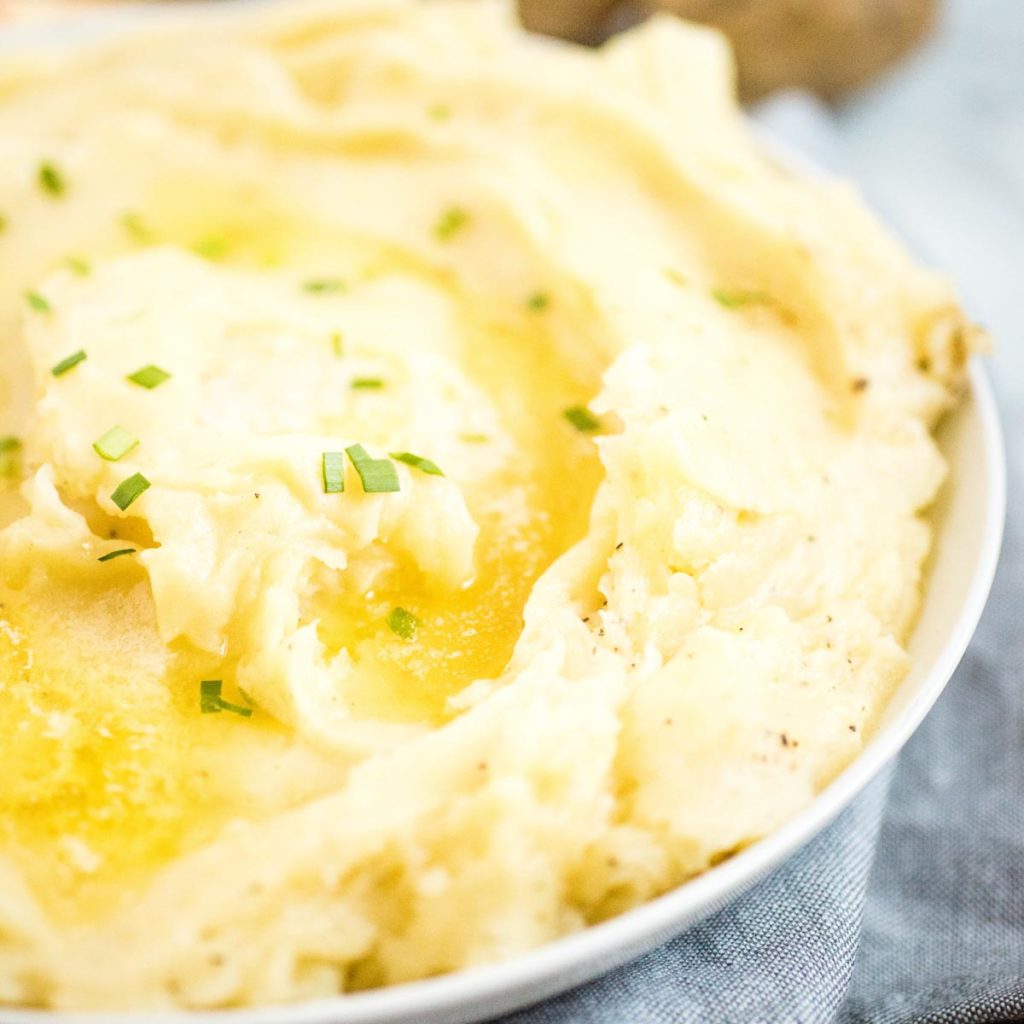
top-left (521, 0), bottom-right (938, 102)
top-left (518, 0), bottom-right (623, 41)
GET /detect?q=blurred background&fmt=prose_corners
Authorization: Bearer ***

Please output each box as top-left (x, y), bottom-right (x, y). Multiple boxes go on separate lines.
top-left (0, 0), bottom-right (994, 104)
top-left (0, 0), bottom-right (943, 103)
top-left (6, 0), bottom-right (1008, 380)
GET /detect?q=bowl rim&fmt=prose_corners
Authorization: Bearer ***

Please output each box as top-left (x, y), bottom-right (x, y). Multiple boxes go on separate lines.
top-left (1, 359), bottom-right (1003, 1024)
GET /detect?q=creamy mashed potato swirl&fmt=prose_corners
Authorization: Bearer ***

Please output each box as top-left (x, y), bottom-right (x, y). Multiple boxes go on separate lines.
top-left (0, 0), bottom-right (976, 1009)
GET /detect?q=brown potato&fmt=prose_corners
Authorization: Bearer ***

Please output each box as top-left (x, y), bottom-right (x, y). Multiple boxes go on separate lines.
top-left (520, 0), bottom-right (938, 102)
top-left (518, 0), bottom-right (624, 41)
top-left (644, 0), bottom-right (938, 101)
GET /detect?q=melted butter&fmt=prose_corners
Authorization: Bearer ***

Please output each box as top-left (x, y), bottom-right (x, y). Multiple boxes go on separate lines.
top-left (0, 179), bottom-right (607, 921)
top-left (0, 574), bottom-right (226, 924)
top-left (0, 572), bottom-right (349, 925)
top-left (127, 177), bottom-right (607, 723)
top-left (321, 306), bottom-right (605, 722)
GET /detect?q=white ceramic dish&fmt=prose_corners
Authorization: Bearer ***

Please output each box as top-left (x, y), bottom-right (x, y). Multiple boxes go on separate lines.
top-left (0, 11), bottom-right (1006, 1024)
top-left (4, 362), bottom-right (1001, 1024)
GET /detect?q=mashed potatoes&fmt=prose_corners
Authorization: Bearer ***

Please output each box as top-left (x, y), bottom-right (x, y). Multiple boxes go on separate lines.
top-left (0, 0), bottom-right (975, 1009)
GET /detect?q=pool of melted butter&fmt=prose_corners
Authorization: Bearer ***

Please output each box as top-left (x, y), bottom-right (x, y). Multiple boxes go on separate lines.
top-left (0, 181), bottom-right (605, 925)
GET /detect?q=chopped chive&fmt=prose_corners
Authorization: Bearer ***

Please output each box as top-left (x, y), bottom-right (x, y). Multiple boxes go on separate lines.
top-left (434, 206), bottom-right (469, 242)
top-left (386, 607), bottom-right (419, 640)
top-left (0, 435), bottom-right (21, 479)
top-left (194, 236), bottom-right (228, 260)
top-left (93, 425), bottom-right (138, 462)
top-left (38, 161), bottom-right (66, 197)
top-left (200, 679), bottom-right (252, 717)
top-left (345, 444), bottom-right (400, 494)
top-left (390, 451), bottom-right (443, 476)
top-left (98, 547), bottom-right (136, 563)
top-left (350, 377), bottom-right (384, 390)
top-left (218, 697), bottom-right (252, 717)
top-left (66, 255), bottom-right (91, 276)
top-left (322, 451), bottom-right (345, 494)
top-left (459, 432), bottom-right (489, 444)
top-left (711, 288), bottom-right (773, 310)
top-left (199, 679), bottom-right (222, 713)
top-left (664, 268), bottom-right (688, 287)
top-left (51, 349), bottom-right (86, 376)
top-left (304, 278), bottom-right (346, 295)
top-left (563, 405), bottom-right (600, 433)
top-left (526, 292), bottom-right (550, 312)
top-left (26, 291), bottom-right (51, 314)
top-left (126, 364), bottom-right (171, 389)
top-left (428, 103), bottom-right (451, 121)
top-left (121, 211), bottom-right (151, 243)
top-left (110, 471), bottom-right (150, 511)
top-left (331, 331), bottom-right (344, 357)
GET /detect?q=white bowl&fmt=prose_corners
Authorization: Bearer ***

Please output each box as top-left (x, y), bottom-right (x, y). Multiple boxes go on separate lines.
top-left (0, 13), bottom-right (1006, 1024)
top-left (2, 362), bottom-right (1003, 1024)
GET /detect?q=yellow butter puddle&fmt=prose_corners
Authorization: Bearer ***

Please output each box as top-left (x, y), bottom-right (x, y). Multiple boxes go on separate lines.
top-left (0, 185), bottom-right (606, 923)
top-left (138, 178), bottom-right (607, 722)
top-left (0, 575), bottom-right (279, 925)
top-left (318, 305), bottom-right (605, 722)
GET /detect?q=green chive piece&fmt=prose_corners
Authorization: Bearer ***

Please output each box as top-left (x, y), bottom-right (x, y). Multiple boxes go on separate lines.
top-left (390, 451), bottom-right (443, 477)
top-left (304, 278), bottom-right (346, 295)
top-left (526, 292), bottom-right (551, 312)
top-left (51, 350), bottom-right (86, 376)
top-left (711, 288), bottom-right (773, 310)
top-left (121, 211), bottom-right (151, 243)
top-left (345, 444), bottom-right (400, 494)
top-left (428, 103), bottom-right (451, 121)
top-left (0, 435), bottom-right (22, 479)
top-left (26, 291), bottom-right (51, 314)
top-left (331, 331), bottom-right (344, 357)
top-left (350, 377), bottom-right (384, 390)
top-left (434, 206), bottom-right (469, 242)
top-left (664, 268), bottom-right (688, 287)
top-left (199, 679), bottom-right (252, 717)
top-left (563, 405), bottom-right (601, 433)
top-left (38, 161), bottom-right (66, 197)
top-left (459, 432), bottom-right (489, 444)
top-left (93, 425), bottom-right (139, 462)
top-left (126, 364), bottom-right (171, 389)
top-left (194, 236), bottom-right (228, 260)
top-left (322, 451), bottom-right (345, 494)
top-left (110, 471), bottom-right (150, 511)
top-left (200, 679), bottom-right (222, 713)
top-left (386, 607), bottom-right (419, 640)
top-left (98, 547), bottom-right (136, 563)
top-left (66, 255), bottom-right (91, 276)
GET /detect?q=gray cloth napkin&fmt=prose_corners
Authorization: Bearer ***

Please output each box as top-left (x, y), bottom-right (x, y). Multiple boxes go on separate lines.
top-left (503, 8), bottom-right (1024, 1013)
